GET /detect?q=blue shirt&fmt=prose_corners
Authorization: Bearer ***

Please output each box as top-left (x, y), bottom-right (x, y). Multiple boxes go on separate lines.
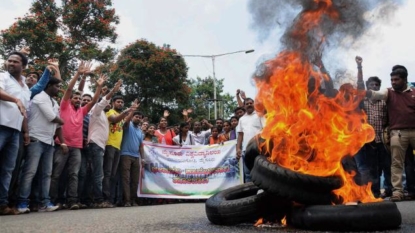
top-left (120, 122), bottom-right (143, 158)
top-left (30, 68), bottom-right (50, 99)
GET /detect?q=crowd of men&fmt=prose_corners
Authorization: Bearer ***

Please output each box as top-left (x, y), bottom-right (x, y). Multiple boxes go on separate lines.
top-left (0, 50), bottom-right (266, 215)
top-left (0, 50), bottom-right (414, 216)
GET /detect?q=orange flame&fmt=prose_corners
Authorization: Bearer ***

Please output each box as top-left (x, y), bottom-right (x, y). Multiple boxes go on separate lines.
top-left (281, 216), bottom-right (287, 226)
top-left (254, 218), bottom-right (264, 227)
top-left (254, 0), bottom-right (380, 203)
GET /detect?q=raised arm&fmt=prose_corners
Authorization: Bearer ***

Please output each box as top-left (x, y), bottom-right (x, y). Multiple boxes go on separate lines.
top-left (63, 61), bottom-right (91, 101)
top-left (356, 56), bottom-right (365, 90)
top-left (84, 74), bottom-right (106, 112)
top-left (123, 99), bottom-right (139, 129)
top-left (236, 89), bottom-right (244, 107)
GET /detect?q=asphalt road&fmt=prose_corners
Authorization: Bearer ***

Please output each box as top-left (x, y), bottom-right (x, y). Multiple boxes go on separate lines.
top-left (1, 200), bottom-right (415, 233)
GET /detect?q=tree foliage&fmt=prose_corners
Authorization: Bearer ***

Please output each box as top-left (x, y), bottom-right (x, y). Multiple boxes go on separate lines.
top-left (0, 0), bottom-right (119, 78)
top-left (95, 39), bottom-right (191, 124)
top-left (184, 77), bottom-right (237, 121)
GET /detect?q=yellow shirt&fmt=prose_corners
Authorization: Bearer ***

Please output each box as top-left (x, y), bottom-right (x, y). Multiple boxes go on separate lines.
top-left (106, 109), bottom-right (124, 149)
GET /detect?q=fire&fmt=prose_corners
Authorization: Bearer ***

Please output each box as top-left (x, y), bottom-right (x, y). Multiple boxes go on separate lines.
top-left (254, 218), bottom-right (263, 227)
top-left (254, 0), bottom-right (380, 203)
top-left (281, 216), bottom-right (287, 226)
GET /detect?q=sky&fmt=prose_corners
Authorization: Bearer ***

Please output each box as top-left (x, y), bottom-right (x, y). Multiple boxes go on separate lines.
top-left (1, 0), bottom-right (414, 100)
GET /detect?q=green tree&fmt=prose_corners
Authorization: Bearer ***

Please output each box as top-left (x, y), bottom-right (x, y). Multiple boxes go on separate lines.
top-left (96, 39), bottom-right (191, 125)
top-left (0, 0), bottom-right (119, 78)
top-left (184, 77), bottom-right (237, 121)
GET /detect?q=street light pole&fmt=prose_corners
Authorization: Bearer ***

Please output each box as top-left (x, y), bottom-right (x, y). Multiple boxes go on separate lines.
top-left (176, 49), bottom-right (254, 119)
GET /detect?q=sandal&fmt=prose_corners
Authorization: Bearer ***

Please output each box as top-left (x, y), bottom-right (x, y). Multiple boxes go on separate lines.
top-left (389, 195), bottom-right (403, 202)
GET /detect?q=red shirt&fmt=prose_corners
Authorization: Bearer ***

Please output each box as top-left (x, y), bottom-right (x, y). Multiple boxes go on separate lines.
top-left (60, 99), bottom-right (89, 148)
top-left (155, 129), bottom-right (176, 145)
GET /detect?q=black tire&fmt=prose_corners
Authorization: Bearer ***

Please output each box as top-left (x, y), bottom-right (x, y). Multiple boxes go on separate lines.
top-left (288, 201), bottom-right (402, 231)
top-left (205, 182), bottom-right (290, 225)
top-left (244, 135), bottom-right (268, 171)
top-left (251, 155), bottom-right (343, 205)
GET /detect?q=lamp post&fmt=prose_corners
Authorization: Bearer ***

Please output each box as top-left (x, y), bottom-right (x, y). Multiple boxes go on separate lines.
top-left (176, 49), bottom-right (254, 119)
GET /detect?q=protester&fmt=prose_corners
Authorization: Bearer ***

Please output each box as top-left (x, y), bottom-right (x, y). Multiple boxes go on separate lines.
top-left (354, 56), bottom-right (392, 198)
top-left (236, 97), bottom-right (265, 182)
top-left (155, 116), bottom-right (176, 145)
top-left (173, 122), bottom-right (195, 146)
top-left (17, 77), bottom-right (64, 213)
top-left (365, 65), bottom-right (415, 202)
top-left (0, 51), bottom-right (31, 215)
top-left (120, 103), bottom-right (143, 207)
top-left (208, 126), bottom-right (222, 145)
top-left (144, 124), bottom-right (158, 143)
top-left (219, 120), bottom-right (234, 142)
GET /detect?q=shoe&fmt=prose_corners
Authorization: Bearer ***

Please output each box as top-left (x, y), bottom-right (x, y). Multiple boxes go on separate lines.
top-left (405, 192), bottom-right (415, 200)
top-left (39, 202), bottom-right (59, 212)
top-left (30, 203), bottom-right (39, 212)
top-left (78, 203), bottom-right (88, 209)
top-left (389, 194), bottom-right (403, 202)
top-left (124, 202), bottom-right (131, 207)
top-left (95, 201), bottom-right (114, 208)
top-left (131, 201), bottom-right (138, 207)
top-left (68, 203), bottom-right (79, 210)
top-left (17, 202), bottom-right (30, 214)
top-left (0, 205), bottom-right (20, 215)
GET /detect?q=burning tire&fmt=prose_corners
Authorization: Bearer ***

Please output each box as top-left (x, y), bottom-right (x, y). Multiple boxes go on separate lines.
top-left (288, 201), bottom-right (402, 231)
top-left (205, 182), bottom-right (290, 225)
top-left (251, 155), bottom-right (343, 205)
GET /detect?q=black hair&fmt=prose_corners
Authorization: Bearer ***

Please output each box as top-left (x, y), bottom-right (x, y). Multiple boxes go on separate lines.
top-left (366, 76), bottom-right (381, 89)
top-left (70, 90), bottom-right (82, 98)
top-left (112, 95), bottom-right (123, 102)
top-left (28, 71), bottom-right (40, 80)
top-left (45, 77), bottom-right (62, 90)
top-left (243, 97), bottom-right (254, 105)
top-left (230, 116), bottom-right (238, 122)
top-left (178, 122), bottom-right (189, 145)
top-left (215, 118), bottom-right (224, 123)
top-left (234, 106), bottom-right (246, 113)
top-left (390, 68), bottom-right (408, 80)
top-left (82, 93), bottom-right (93, 99)
top-left (133, 111), bottom-right (143, 117)
top-left (392, 65), bottom-right (407, 73)
top-left (9, 51), bottom-right (28, 66)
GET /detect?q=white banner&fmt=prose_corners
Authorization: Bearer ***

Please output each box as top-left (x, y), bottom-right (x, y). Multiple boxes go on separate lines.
top-left (138, 140), bottom-right (243, 199)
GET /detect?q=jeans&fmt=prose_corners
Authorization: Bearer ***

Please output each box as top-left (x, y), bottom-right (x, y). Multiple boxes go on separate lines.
top-left (50, 146), bottom-right (81, 204)
top-left (18, 140), bottom-right (54, 205)
top-left (361, 142), bottom-right (392, 197)
top-left (121, 155), bottom-right (140, 203)
top-left (354, 147), bottom-right (370, 185)
top-left (390, 129), bottom-right (415, 197)
top-left (103, 145), bottom-right (120, 202)
top-left (8, 133), bottom-right (25, 205)
top-left (0, 126), bottom-right (20, 205)
top-left (88, 143), bottom-right (104, 203)
top-left (242, 151), bottom-right (251, 183)
top-left (405, 145), bottom-right (415, 193)
top-left (78, 146), bottom-right (93, 204)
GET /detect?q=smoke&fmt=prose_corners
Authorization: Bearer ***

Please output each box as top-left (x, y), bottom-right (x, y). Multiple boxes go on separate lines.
top-left (248, 0), bottom-right (404, 86)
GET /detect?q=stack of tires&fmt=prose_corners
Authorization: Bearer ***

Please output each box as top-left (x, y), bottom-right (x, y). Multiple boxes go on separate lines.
top-left (205, 136), bottom-right (402, 231)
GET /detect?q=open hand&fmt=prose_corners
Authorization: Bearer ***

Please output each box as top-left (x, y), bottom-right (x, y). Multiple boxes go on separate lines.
top-left (163, 110), bottom-right (170, 118)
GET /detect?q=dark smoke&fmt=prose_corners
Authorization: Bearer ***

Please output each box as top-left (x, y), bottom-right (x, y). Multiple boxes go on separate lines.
top-left (248, 0), bottom-right (404, 84)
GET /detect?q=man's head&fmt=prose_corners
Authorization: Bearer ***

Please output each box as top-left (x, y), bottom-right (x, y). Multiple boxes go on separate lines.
top-left (234, 107), bottom-right (246, 119)
top-left (6, 51), bottom-right (28, 76)
top-left (366, 76), bottom-right (381, 91)
top-left (215, 118), bottom-right (224, 132)
top-left (390, 68), bottom-right (408, 91)
top-left (45, 77), bottom-right (62, 97)
top-left (244, 98), bottom-right (255, 114)
top-left (81, 93), bottom-right (92, 107)
top-left (70, 90), bottom-right (82, 108)
top-left (112, 95), bottom-right (124, 111)
top-left (132, 111), bottom-right (143, 126)
top-left (193, 121), bottom-right (202, 133)
top-left (26, 71), bottom-right (40, 88)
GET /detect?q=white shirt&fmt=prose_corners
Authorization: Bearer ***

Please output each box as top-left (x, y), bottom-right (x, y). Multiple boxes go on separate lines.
top-left (28, 91), bottom-right (59, 145)
top-left (236, 111), bottom-right (265, 151)
top-left (173, 133), bottom-right (195, 145)
top-left (88, 98), bottom-right (110, 150)
top-left (189, 130), bottom-right (210, 145)
top-left (0, 72), bottom-right (30, 131)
